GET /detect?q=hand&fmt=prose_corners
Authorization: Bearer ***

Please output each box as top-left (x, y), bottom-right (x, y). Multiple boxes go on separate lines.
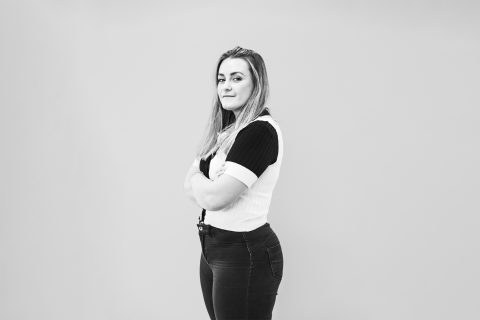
top-left (212, 163), bottom-right (227, 180)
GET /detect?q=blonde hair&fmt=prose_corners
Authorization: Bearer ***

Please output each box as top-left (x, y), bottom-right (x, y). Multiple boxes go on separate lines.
top-left (196, 46), bottom-right (271, 159)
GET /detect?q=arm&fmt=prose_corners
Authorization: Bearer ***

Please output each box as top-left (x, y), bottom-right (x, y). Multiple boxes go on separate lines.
top-left (184, 158), bottom-right (246, 210)
top-left (190, 172), bottom-right (248, 211)
top-left (184, 175), bottom-right (198, 205)
top-left (183, 158), bottom-right (202, 205)
top-left (187, 120), bottom-right (278, 211)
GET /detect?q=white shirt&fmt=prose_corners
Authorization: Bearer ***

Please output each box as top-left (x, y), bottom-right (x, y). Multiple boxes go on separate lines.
top-left (202, 115), bottom-right (284, 231)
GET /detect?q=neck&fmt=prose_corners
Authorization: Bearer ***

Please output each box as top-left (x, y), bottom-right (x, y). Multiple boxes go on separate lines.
top-left (233, 109), bottom-right (240, 120)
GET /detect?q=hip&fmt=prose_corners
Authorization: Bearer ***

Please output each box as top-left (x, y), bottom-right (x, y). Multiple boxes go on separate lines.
top-left (198, 222), bottom-right (283, 281)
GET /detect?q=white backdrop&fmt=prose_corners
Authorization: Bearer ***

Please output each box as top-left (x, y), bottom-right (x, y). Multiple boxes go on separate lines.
top-left (1, 1), bottom-right (479, 319)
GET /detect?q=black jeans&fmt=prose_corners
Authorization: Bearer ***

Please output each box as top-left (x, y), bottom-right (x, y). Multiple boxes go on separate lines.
top-left (198, 222), bottom-right (283, 320)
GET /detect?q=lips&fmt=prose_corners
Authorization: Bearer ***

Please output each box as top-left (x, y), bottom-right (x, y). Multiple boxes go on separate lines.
top-left (223, 95), bottom-right (235, 98)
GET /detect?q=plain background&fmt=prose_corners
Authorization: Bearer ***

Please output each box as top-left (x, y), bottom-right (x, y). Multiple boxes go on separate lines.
top-left (1, 1), bottom-right (479, 319)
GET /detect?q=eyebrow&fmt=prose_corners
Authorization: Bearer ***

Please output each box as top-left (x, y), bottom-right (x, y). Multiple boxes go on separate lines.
top-left (217, 72), bottom-right (245, 77)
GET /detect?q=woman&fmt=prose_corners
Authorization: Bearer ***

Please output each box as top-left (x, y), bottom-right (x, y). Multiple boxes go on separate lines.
top-left (184, 46), bottom-right (284, 320)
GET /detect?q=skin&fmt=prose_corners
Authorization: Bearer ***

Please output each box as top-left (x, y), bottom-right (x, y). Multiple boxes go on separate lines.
top-left (217, 58), bottom-right (254, 119)
top-left (184, 58), bottom-right (254, 211)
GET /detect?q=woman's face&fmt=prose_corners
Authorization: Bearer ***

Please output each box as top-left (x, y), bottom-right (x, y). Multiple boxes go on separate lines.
top-left (217, 58), bottom-right (254, 116)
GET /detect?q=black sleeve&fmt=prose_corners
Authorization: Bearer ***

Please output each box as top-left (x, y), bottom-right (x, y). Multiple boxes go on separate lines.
top-left (225, 121), bottom-right (278, 178)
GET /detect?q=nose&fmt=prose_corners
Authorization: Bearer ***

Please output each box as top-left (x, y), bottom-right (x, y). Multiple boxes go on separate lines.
top-left (222, 81), bottom-right (232, 94)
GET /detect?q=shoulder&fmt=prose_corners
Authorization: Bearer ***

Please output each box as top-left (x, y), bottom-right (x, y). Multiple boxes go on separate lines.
top-left (226, 117), bottom-right (279, 166)
top-left (237, 117), bottom-right (278, 140)
top-left (223, 117), bottom-right (280, 184)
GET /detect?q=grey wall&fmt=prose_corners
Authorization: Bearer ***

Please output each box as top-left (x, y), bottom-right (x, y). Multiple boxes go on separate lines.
top-left (1, 1), bottom-right (479, 319)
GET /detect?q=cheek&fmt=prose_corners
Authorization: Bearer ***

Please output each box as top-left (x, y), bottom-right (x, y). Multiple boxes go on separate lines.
top-left (240, 82), bottom-right (254, 97)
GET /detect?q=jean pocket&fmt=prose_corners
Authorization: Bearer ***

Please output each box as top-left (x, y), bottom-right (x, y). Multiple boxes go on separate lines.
top-left (266, 243), bottom-right (283, 281)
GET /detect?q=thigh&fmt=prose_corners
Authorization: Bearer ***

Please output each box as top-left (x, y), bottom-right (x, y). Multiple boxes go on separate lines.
top-left (207, 241), bottom-right (251, 320)
top-left (199, 253), bottom-right (216, 320)
top-left (209, 238), bottom-right (284, 320)
top-left (212, 265), bottom-right (251, 320)
top-left (245, 241), bottom-right (283, 320)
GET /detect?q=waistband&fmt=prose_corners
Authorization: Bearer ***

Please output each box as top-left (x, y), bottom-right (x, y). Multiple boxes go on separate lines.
top-left (197, 222), bottom-right (272, 243)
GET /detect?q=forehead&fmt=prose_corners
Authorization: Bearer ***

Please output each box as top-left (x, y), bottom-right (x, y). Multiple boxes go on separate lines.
top-left (218, 58), bottom-right (250, 75)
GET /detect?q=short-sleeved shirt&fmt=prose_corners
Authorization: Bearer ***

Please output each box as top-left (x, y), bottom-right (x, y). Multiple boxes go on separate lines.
top-left (197, 109), bottom-right (284, 231)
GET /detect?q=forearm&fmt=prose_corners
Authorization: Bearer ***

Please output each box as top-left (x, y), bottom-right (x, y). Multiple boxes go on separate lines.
top-left (184, 180), bottom-right (198, 205)
top-left (190, 172), bottom-right (215, 210)
top-left (184, 158), bottom-right (203, 206)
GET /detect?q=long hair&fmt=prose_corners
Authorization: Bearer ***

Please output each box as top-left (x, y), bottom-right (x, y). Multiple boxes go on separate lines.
top-left (196, 46), bottom-right (271, 160)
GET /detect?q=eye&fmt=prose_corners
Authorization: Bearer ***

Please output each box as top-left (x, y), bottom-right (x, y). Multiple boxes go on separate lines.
top-left (217, 79), bottom-right (224, 83)
top-left (233, 77), bottom-right (242, 81)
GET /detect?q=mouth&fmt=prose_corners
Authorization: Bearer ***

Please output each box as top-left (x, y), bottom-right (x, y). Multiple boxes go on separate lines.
top-left (223, 95), bottom-right (235, 98)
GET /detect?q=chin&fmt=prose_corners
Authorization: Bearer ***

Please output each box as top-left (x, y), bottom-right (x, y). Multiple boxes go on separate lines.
top-left (222, 105), bottom-right (236, 111)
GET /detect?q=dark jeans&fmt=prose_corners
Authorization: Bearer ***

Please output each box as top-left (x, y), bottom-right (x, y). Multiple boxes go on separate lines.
top-left (198, 222), bottom-right (283, 320)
